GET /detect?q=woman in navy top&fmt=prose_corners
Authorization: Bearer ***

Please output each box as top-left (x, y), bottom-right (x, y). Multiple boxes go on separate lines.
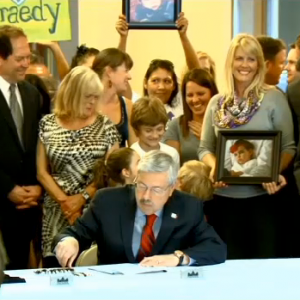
top-left (92, 48), bottom-right (137, 147)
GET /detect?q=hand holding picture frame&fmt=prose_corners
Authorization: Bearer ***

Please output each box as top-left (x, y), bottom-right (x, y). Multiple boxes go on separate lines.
top-left (215, 131), bottom-right (281, 184)
top-left (122, 0), bottom-right (182, 29)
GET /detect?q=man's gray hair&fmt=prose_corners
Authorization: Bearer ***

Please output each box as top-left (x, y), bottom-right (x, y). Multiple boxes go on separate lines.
top-left (137, 150), bottom-right (178, 185)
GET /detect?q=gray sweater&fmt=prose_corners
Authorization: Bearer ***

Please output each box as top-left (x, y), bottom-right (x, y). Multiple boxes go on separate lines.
top-left (198, 88), bottom-right (296, 198)
top-left (163, 117), bottom-right (199, 165)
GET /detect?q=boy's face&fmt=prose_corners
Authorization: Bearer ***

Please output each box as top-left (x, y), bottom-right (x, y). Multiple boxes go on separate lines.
top-left (137, 123), bottom-right (165, 149)
top-left (234, 145), bottom-right (253, 165)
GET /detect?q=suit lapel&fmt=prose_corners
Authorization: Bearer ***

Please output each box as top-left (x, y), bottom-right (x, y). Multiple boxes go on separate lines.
top-left (120, 186), bottom-right (137, 263)
top-left (18, 82), bottom-right (31, 151)
top-left (152, 193), bottom-right (180, 255)
top-left (0, 90), bottom-right (23, 151)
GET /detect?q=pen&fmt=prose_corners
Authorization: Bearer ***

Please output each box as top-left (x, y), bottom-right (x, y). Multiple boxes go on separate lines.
top-left (87, 268), bottom-right (124, 275)
top-left (136, 270), bottom-right (167, 275)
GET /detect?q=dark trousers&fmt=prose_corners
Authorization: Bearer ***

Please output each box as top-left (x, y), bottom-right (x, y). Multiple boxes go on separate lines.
top-left (205, 193), bottom-right (278, 259)
top-left (205, 183), bottom-right (300, 259)
top-left (0, 207), bottom-right (40, 270)
top-left (274, 176), bottom-right (300, 258)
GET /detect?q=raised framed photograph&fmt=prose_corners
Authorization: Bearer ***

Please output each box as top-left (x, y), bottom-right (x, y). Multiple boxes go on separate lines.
top-left (122, 0), bottom-right (181, 29)
top-left (215, 131), bottom-right (281, 184)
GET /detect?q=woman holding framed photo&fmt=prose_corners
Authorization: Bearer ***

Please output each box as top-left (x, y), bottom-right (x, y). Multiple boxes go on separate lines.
top-left (198, 34), bottom-right (298, 259)
top-left (116, 12), bottom-right (200, 119)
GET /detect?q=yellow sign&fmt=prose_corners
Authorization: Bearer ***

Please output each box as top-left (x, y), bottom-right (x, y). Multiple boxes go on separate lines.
top-left (0, 0), bottom-right (71, 42)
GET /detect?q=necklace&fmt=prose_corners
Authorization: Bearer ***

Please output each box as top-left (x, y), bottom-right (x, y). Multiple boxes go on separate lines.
top-left (214, 90), bottom-right (264, 128)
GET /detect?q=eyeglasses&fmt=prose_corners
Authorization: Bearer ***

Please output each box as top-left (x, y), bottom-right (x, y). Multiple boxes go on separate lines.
top-left (135, 182), bottom-right (170, 195)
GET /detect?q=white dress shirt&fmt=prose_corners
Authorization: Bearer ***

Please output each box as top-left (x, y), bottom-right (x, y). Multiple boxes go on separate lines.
top-left (0, 76), bottom-right (23, 116)
top-left (131, 142), bottom-right (180, 168)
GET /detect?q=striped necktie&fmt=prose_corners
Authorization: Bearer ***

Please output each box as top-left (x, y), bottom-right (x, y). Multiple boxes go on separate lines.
top-left (138, 214), bottom-right (157, 262)
top-left (9, 84), bottom-right (23, 146)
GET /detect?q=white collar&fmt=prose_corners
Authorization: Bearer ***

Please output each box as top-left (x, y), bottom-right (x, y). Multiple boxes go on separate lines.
top-left (0, 76), bottom-right (14, 93)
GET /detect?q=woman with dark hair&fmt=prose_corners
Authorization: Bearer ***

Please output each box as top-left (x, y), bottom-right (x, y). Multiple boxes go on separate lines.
top-left (92, 48), bottom-right (137, 147)
top-left (93, 148), bottom-right (140, 188)
top-left (116, 12), bottom-right (200, 119)
top-left (71, 44), bottom-right (100, 69)
top-left (163, 69), bottom-right (218, 164)
top-left (143, 59), bottom-right (181, 119)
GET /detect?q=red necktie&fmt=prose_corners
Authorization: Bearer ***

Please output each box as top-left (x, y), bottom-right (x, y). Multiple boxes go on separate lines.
top-left (138, 214), bottom-right (157, 262)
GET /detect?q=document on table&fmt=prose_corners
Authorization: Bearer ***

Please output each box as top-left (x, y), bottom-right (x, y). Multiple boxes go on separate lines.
top-left (87, 264), bottom-right (170, 276)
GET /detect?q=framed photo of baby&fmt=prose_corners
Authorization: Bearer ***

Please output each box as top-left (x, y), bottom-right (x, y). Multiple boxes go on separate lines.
top-left (122, 0), bottom-right (181, 29)
top-left (215, 131), bottom-right (281, 184)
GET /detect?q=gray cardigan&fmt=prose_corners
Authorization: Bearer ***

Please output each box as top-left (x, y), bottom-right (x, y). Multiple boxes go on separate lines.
top-left (198, 88), bottom-right (296, 198)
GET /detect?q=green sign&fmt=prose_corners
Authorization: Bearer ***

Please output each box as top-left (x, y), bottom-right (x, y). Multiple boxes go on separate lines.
top-left (0, 0), bottom-right (71, 42)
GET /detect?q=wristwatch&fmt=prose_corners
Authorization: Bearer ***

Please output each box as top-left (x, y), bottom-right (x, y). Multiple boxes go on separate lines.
top-left (82, 190), bottom-right (91, 202)
top-left (174, 250), bottom-right (185, 266)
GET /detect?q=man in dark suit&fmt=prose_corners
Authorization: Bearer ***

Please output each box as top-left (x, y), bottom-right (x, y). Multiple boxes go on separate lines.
top-left (288, 73), bottom-right (300, 191)
top-left (53, 151), bottom-right (226, 267)
top-left (287, 37), bottom-right (300, 184)
top-left (256, 36), bottom-right (287, 86)
top-left (0, 232), bottom-right (7, 286)
top-left (0, 26), bottom-right (42, 270)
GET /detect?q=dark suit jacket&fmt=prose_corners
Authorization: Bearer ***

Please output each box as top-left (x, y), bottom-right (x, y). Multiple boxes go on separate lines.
top-left (287, 77), bottom-right (300, 152)
top-left (53, 186), bottom-right (227, 266)
top-left (0, 80), bottom-right (41, 219)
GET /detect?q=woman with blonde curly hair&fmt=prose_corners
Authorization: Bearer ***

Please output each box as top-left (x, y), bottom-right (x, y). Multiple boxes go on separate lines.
top-left (37, 66), bottom-right (120, 267)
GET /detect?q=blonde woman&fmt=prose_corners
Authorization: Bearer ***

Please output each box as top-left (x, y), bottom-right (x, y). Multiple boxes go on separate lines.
top-left (197, 51), bottom-right (216, 81)
top-left (181, 51), bottom-right (216, 83)
top-left (198, 34), bottom-right (296, 259)
top-left (37, 67), bottom-right (120, 267)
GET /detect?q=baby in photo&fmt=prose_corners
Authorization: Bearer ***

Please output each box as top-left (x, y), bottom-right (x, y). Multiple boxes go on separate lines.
top-left (230, 139), bottom-right (257, 177)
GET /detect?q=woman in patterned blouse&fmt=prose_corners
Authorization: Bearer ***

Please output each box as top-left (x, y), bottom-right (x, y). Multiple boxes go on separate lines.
top-left (37, 66), bottom-right (120, 267)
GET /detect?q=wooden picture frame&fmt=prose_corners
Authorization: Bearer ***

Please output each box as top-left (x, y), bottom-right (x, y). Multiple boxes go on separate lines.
top-left (215, 130), bottom-right (281, 184)
top-left (122, 0), bottom-right (182, 29)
